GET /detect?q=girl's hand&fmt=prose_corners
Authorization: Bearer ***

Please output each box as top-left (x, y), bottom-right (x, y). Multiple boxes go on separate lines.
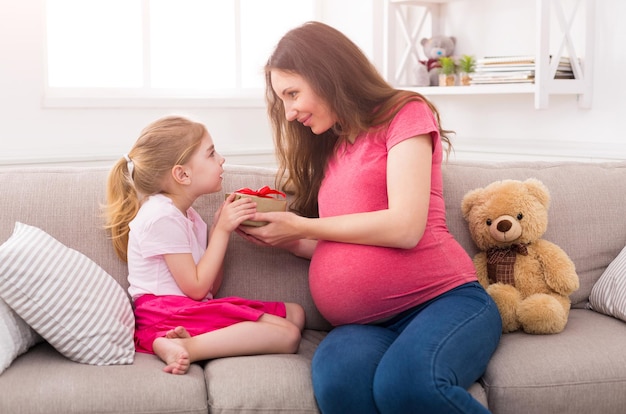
top-left (214, 194), bottom-right (257, 233)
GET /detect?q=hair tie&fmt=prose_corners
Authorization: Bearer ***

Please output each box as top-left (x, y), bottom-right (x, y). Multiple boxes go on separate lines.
top-left (123, 153), bottom-right (134, 180)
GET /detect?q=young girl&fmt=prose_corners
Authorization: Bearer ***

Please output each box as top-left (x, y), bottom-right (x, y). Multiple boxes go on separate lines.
top-left (104, 115), bottom-right (305, 375)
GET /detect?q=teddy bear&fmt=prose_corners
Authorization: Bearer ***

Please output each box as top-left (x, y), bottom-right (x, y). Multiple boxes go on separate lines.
top-left (420, 35), bottom-right (456, 86)
top-left (461, 178), bottom-right (579, 335)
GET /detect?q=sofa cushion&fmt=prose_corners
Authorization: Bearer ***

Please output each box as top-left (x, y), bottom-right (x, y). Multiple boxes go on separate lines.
top-left (588, 244), bottom-right (626, 321)
top-left (204, 329), bottom-right (488, 413)
top-left (0, 298), bottom-right (41, 374)
top-left (442, 161), bottom-right (626, 307)
top-left (0, 222), bottom-right (135, 365)
top-left (0, 343), bottom-right (208, 414)
top-left (0, 167), bottom-right (131, 293)
top-left (204, 329), bottom-right (324, 414)
top-left (482, 309), bottom-right (626, 414)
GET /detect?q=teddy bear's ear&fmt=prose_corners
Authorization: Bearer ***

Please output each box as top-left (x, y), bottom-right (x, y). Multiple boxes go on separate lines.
top-left (524, 178), bottom-right (551, 208)
top-left (461, 187), bottom-right (483, 220)
top-left (420, 38), bottom-right (429, 47)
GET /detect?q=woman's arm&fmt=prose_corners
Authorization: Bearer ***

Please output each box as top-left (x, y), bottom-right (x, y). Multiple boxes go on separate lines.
top-left (244, 134), bottom-right (432, 250)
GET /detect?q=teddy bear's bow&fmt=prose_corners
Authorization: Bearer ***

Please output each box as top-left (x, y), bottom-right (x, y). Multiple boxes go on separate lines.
top-left (486, 244), bottom-right (529, 286)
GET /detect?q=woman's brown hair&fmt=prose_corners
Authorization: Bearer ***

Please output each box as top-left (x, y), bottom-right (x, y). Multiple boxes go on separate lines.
top-left (265, 21), bottom-right (451, 218)
top-left (103, 116), bottom-right (208, 261)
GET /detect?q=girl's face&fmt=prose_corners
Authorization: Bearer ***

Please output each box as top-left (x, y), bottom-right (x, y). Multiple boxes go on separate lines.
top-left (270, 70), bottom-right (337, 135)
top-left (185, 132), bottom-right (225, 196)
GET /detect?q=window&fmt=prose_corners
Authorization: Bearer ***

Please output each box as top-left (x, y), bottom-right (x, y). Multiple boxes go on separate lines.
top-left (45, 0), bottom-right (318, 105)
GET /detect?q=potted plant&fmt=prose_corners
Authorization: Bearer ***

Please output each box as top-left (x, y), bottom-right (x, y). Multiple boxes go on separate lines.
top-left (458, 54), bottom-right (476, 86)
top-left (438, 56), bottom-right (457, 86)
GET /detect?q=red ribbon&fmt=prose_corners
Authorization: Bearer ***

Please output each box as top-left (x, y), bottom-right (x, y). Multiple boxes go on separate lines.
top-left (235, 186), bottom-right (286, 199)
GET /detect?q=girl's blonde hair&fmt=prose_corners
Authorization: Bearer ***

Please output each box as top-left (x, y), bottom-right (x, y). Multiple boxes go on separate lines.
top-left (265, 21), bottom-right (452, 218)
top-left (104, 115), bottom-right (208, 261)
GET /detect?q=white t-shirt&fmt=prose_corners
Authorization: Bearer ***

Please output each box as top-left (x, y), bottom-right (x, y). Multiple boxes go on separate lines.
top-left (127, 194), bottom-right (209, 301)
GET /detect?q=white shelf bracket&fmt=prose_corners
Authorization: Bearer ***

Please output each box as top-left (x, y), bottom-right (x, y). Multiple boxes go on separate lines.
top-left (385, 0), bottom-right (443, 86)
top-left (535, 0), bottom-right (595, 109)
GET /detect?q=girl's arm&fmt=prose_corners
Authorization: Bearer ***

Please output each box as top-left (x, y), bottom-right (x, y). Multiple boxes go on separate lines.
top-left (243, 134), bottom-right (432, 250)
top-left (164, 196), bottom-right (256, 301)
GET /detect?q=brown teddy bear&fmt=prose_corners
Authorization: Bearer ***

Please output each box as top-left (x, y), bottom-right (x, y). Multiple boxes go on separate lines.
top-left (461, 178), bottom-right (579, 334)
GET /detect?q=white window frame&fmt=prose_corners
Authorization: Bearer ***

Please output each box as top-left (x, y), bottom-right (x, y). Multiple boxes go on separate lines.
top-left (43, 0), bottom-right (324, 109)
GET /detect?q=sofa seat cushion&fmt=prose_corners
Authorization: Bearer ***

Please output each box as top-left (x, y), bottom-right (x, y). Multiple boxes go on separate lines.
top-left (204, 329), bottom-right (489, 413)
top-left (204, 329), bottom-right (324, 414)
top-left (0, 343), bottom-right (208, 414)
top-left (483, 309), bottom-right (626, 414)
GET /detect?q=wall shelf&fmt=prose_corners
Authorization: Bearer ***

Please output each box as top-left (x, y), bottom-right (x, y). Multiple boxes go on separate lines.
top-left (384, 0), bottom-right (595, 109)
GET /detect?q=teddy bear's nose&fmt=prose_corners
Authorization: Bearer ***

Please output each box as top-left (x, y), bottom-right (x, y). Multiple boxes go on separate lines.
top-left (497, 220), bottom-right (512, 233)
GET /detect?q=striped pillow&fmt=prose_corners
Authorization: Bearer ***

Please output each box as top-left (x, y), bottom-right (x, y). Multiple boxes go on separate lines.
top-left (0, 298), bottom-right (41, 374)
top-left (589, 245), bottom-right (626, 322)
top-left (0, 222), bottom-right (134, 365)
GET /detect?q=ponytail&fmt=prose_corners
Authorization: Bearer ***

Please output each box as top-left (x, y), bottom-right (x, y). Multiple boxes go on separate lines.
top-left (104, 157), bottom-right (140, 262)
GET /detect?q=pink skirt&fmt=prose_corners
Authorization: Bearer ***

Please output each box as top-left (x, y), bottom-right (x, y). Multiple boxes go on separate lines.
top-left (133, 294), bottom-right (287, 354)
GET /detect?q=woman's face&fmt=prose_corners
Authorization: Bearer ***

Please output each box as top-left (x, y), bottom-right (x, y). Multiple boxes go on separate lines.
top-left (270, 70), bottom-right (337, 135)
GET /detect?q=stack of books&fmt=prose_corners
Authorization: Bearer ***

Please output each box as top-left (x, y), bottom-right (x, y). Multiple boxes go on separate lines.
top-left (470, 55), bottom-right (575, 85)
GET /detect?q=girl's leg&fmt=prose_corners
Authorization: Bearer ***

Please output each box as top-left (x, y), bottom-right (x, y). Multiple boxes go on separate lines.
top-left (285, 302), bottom-right (306, 331)
top-left (311, 324), bottom-right (397, 414)
top-left (152, 335), bottom-right (191, 375)
top-left (373, 282), bottom-right (502, 414)
top-left (153, 313), bottom-right (302, 374)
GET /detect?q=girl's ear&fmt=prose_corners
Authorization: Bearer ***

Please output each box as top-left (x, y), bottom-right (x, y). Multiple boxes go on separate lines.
top-left (171, 165), bottom-right (191, 185)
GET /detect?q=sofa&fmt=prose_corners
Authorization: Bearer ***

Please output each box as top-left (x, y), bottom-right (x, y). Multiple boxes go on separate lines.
top-left (1, 159), bottom-right (625, 414)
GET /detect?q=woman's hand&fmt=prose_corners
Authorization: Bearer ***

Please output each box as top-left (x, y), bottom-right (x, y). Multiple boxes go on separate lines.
top-left (239, 211), bottom-right (302, 245)
top-left (236, 211), bottom-right (317, 259)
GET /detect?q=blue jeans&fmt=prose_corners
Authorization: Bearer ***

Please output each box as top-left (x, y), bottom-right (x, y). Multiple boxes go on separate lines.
top-left (311, 282), bottom-right (501, 414)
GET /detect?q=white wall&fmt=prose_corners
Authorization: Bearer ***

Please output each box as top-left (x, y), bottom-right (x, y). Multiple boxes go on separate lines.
top-left (1, 0), bottom-right (625, 168)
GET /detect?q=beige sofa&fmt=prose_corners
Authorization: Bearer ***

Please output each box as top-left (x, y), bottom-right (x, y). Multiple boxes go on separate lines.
top-left (1, 160), bottom-right (625, 414)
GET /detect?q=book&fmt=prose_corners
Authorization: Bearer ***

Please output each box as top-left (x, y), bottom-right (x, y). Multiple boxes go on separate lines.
top-left (476, 55), bottom-right (571, 65)
top-left (470, 78), bottom-right (535, 85)
top-left (470, 55), bottom-right (576, 84)
top-left (475, 64), bottom-right (573, 73)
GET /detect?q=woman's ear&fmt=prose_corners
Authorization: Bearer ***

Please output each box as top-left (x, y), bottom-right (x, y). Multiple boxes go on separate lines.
top-left (171, 165), bottom-right (191, 185)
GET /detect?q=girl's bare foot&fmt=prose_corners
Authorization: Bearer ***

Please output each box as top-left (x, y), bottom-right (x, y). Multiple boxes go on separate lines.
top-left (165, 326), bottom-right (191, 339)
top-left (152, 337), bottom-right (191, 375)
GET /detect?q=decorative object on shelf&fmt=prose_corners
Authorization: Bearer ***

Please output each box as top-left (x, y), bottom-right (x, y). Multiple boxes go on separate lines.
top-left (420, 35), bottom-right (456, 86)
top-left (458, 54), bottom-right (476, 86)
top-left (471, 55), bottom-right (574, 85)
top-left (438, 56), bottom-right (457, 86)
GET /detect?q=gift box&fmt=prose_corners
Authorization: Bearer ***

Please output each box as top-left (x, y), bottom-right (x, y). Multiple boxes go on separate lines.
top-left (226, 186), bottom-right (287, 227)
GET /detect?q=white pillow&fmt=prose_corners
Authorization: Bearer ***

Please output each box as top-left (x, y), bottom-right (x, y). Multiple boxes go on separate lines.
top-left (589, 245), bottom-right (626, 321)
top-left (0, 298), bottom-right (42, 374)
top-left (0, 222), bottom-right (135, 365)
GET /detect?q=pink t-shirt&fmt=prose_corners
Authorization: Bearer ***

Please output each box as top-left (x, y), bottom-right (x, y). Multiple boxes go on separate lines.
top-left (127, 194), bottom-right (209, 301)
top-left (309, 100), bottom-right (477, 326)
